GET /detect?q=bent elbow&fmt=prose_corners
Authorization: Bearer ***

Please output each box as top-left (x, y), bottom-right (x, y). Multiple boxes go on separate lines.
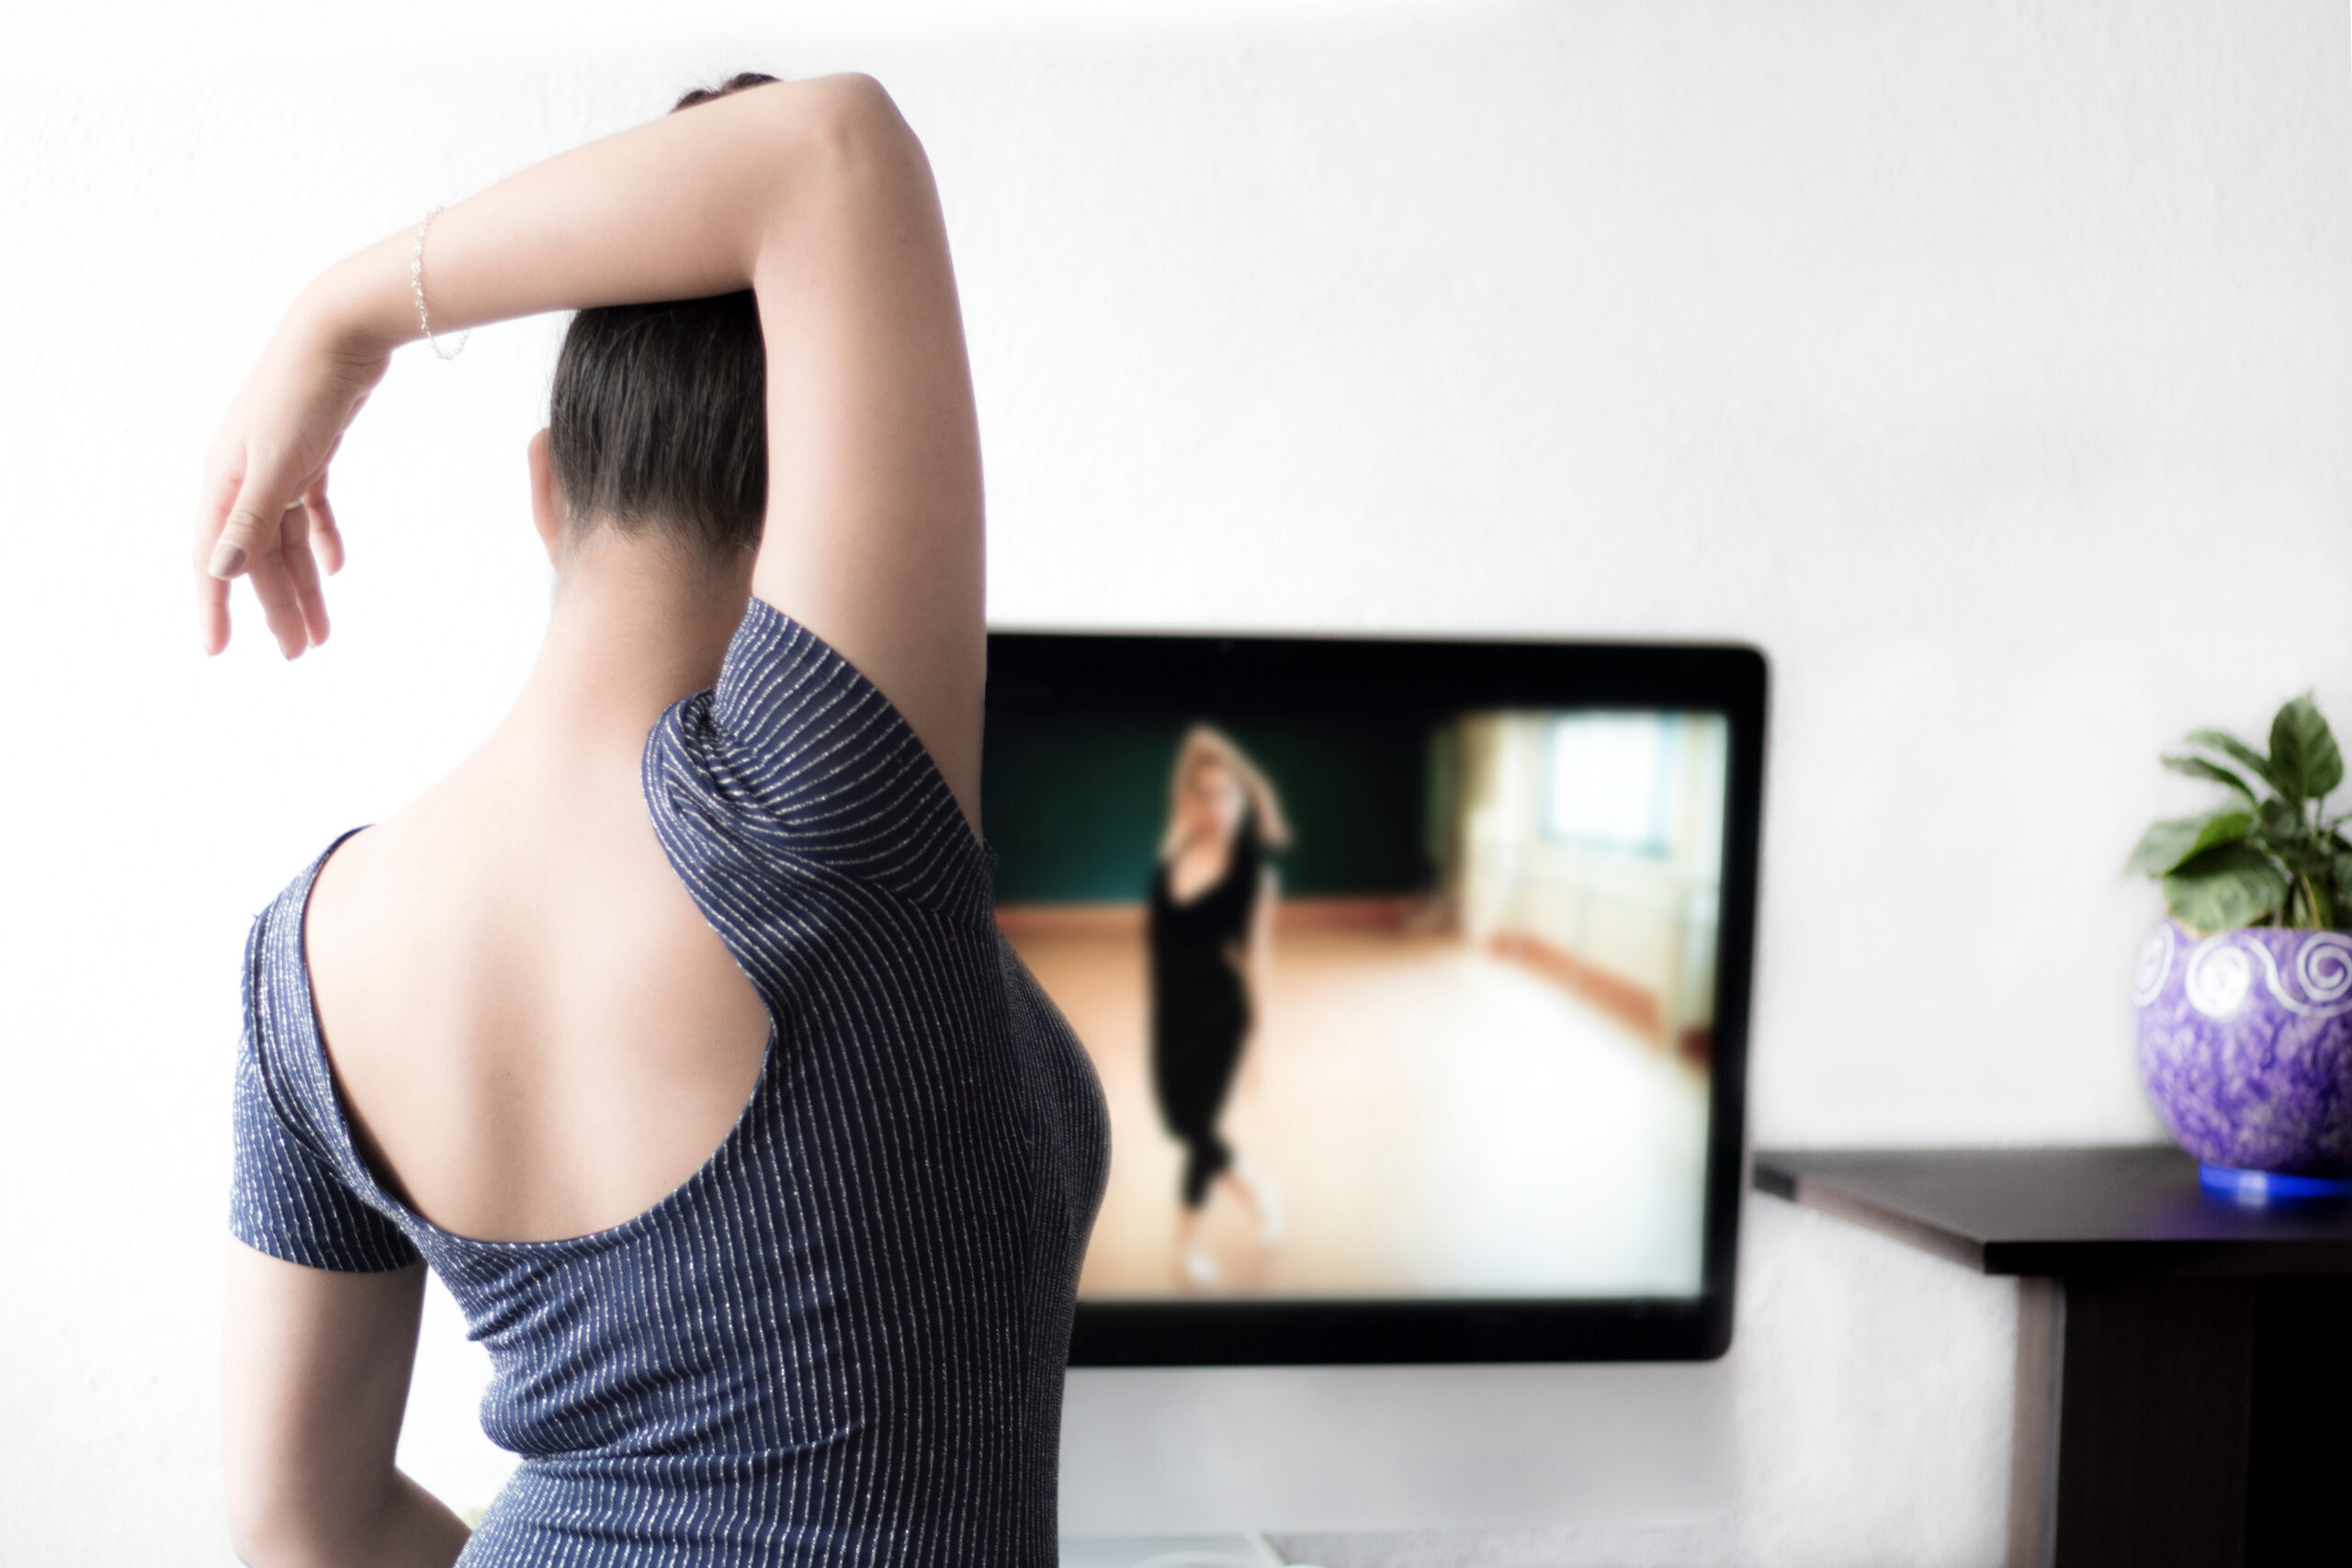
top-left (793, 71), bottom-right (931, 186)
top-left (223, 1506), bottom-right (288, 1568)
top-left (223, 1479), bottom-right (330, 1568)
top-left (807, 72), bottom-right (910, 144)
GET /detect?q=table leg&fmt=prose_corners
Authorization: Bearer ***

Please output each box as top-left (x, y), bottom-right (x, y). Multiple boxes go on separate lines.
top-left (2006, 1275), bottom-right (2352, 1568)
top-left (2241, 1277), bottom-right (2352, 1565)
top-left (2004, 1278), bottom-right (2061, 1568)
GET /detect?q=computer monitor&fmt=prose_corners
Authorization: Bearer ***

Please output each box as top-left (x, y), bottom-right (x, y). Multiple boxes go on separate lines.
top-left (985, 630), bottom-right (1768, 1535)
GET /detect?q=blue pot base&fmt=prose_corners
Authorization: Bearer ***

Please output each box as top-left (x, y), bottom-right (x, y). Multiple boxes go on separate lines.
top-left (2199, 1163), bottom-right (2352, 1203)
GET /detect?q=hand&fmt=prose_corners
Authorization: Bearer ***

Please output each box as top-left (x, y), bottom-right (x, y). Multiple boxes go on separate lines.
top-left (194, 299), bottom-right (390, 659)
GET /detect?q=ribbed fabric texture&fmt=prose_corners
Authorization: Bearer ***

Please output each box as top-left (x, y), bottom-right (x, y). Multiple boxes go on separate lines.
top-left (230, 599), bottom-right (1110, 1566)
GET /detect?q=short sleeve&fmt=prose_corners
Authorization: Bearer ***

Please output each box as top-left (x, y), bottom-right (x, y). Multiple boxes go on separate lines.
top-left (230, 1030), bottom-right (419, 1273)
top-left (643, 599), bottom-right (992, 919)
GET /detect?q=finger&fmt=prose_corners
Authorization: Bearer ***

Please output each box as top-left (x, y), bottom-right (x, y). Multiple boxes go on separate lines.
top-left (280, 502), bottom-right (331, 648)
top-left (211, 458), bottom-right (313, 659)
top-left (193, 461), bottom-right (244, 655)
top-left (246, 542), bottom-right (313, 660)
top-left (305, 480), bottom-right (346, 576)
top-left (234, 504), bottom-right (312, 661)
top-left (198, 571), bottom-right (232, 657)
top-left (208, 455), bottom-right (305, 583)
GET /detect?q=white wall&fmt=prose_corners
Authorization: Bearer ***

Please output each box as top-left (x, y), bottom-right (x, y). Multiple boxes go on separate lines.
top-left (3, 1), bottom-right (2347, 1562)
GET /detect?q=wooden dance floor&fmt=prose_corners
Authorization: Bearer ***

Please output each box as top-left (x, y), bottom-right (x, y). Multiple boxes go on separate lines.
top-left (1001, 924), bottom-right (1710, 1299)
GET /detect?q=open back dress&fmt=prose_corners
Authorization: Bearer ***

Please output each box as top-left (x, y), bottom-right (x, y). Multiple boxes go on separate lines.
top-left (229, 600), bottom-right (1111, 1567)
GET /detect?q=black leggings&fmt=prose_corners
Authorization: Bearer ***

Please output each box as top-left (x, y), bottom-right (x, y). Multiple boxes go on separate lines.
top-left (1152, 978), bottom-right (1247, 1211)
top-left (1175, 1127), bottom-right (1232, 1211)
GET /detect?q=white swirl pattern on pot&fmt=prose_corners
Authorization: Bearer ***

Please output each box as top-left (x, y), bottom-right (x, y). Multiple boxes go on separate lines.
top-left (2134, 925), bottom-right (2176, 1007)
top-left (2279, 931), bottom-right (2352, 1016)
top-left (2179, 930), bottom-right (2352, 1021)
top-left (2184, 935), bottom-right (2255, 1019)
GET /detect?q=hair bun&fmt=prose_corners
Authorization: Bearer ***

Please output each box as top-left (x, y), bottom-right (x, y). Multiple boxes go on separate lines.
top-left (673, 72), bottom-right (782, 114)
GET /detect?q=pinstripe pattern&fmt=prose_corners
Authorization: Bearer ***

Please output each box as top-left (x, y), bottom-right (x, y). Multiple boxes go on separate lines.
top-left (230, 599), bottom-right (1110, 1565)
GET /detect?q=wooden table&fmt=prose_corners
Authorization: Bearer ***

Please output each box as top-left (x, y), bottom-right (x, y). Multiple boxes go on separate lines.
top-left (1755, 1146), bottom-right (2352, 1568)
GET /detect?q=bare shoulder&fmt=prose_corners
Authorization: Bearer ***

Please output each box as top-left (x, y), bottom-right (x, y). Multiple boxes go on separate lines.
top-left (298, 786), bottom-right (492, 1210)
top-left (299, 748), bottom-right (770, 1244)
top-left (302, 815), bottom-right (407, 1021)
top-left (302, 785), bottom-right (481, 1022)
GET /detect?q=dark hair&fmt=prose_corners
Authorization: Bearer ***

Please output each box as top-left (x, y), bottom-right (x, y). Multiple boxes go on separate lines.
top-left (546, 73), bottom-right (781, 560)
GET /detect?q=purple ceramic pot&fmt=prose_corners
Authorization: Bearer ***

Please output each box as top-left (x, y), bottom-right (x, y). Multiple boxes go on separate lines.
top-left (2135, 920), bottom-right (2352, 1176)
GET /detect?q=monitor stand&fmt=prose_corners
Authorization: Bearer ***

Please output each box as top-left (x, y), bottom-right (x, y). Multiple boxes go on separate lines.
top-left (1058, 1532), bottom-right (1286, 1568)
top-left (1059, 1360), bottom-right (1734, 1535)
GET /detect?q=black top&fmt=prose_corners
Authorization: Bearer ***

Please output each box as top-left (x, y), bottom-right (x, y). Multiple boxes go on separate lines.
top-left (1148, 829), bottom-right (1261, 986)
top-left (1756, 1145), bottom-right (2352, 1279)
top-left (1145, 826), bottom-right (1260, 1081)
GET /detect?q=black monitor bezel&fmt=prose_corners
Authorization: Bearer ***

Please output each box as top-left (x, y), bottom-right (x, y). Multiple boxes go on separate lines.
top-left (984, 627), bottom-right (1768, 1367)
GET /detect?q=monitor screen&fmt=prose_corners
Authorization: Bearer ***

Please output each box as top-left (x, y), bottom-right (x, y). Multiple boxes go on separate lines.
top-left (984, 632), bottom-right (1765, 1364)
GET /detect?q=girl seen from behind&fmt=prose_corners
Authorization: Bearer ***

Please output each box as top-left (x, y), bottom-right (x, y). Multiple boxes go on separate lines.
top-left (206, 73), bottom-right (1107, 1568)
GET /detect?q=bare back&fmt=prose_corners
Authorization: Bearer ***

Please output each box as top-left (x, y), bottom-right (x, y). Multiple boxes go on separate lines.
top-left (304, 696), bottom-right (770, 1245)
top-left (291, 81), bottom-right (982, 1249)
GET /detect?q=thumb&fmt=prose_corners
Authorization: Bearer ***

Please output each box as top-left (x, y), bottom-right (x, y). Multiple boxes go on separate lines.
top-left (207, 454), bottom-right (304, 579)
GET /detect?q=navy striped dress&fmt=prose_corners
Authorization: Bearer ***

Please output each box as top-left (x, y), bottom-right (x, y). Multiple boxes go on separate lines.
top-left (230, 600), bottom-right (1111, 1566)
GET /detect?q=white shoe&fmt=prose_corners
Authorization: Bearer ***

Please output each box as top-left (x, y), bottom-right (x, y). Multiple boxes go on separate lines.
top-left (1182, 1247), bottom-right (1220, 1286)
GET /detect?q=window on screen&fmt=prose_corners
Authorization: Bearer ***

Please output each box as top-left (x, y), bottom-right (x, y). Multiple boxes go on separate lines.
top-left (1542, 713), bottom-right (1679, 856)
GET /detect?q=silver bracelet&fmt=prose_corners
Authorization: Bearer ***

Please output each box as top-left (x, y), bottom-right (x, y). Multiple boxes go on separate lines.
top-left (409, 206), bottom-right (469, 361)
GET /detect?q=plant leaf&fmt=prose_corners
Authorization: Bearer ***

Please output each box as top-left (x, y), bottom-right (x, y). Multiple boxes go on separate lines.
top-left (2335, 852), bottom-right (2352, 919)
top-left (2303, 875), bottom-right (2338, 932)
top-left (2271, 696), bottom-right (2344, 801)
top-left (2125, 810), bottom-right (2254, 877)
top-left (2259, 796), bottom-right (2304, 843)
top-left (2164, 843), bottom-right (2290, 934)
top-left (2163, 753), bottom-right (2258, 802)
top-left (2188, 728), bottom-right (2280, 794)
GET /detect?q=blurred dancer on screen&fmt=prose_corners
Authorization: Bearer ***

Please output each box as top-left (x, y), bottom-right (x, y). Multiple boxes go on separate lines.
top-left (1148, 726), bottom-right (1291, 1285)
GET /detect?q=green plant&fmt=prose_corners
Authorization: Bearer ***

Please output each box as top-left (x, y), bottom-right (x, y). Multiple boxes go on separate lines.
top-left (2128, 695), bottom-right (2352, 934)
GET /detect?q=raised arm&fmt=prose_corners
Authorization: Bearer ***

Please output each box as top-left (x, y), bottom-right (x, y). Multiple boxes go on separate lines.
top-left (195, 74), bottom-right (985, 824)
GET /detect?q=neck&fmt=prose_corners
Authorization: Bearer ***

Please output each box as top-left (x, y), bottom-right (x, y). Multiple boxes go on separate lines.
top-left (503, 531), bottom-right (754, 754)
